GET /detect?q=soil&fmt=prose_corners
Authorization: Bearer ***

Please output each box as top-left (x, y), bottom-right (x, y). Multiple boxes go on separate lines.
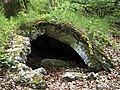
top-left (0, 36), bottom-right (120, 90)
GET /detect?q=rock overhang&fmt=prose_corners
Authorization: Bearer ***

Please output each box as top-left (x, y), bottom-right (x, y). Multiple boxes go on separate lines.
top-left (26, 34), bottom-right (87, 69)
top-left (15, 20), bottom-right (113, 72)
top-left (4, 20), bottom-right (113, 89)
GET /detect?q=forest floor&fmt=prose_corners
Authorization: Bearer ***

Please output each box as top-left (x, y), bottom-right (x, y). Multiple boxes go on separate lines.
top-left (0, 36), bottom-right (120, 90)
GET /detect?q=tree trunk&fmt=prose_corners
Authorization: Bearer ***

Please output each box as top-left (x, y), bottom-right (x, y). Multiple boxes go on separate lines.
top-left (1, 0), bottom-right (29, 18)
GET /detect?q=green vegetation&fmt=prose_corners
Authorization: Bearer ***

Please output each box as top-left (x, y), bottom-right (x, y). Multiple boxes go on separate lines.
top-left (0, 54), bottom-right (14, 68)
top-left (0, 0), bottom-right (119, 68)
top-left (0, 13), bottom-right (15, 68)
top-left (49, 2), bottom-right (111, 47)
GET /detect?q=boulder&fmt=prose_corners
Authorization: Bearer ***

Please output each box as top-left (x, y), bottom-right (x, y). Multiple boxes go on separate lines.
top-left (41, 59), bottom-right (77, 69)
top-left (11, 61), bottom-right (47, 89)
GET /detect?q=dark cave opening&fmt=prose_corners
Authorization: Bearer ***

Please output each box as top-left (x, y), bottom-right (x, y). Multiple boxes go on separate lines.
top-left (26, 34), bottom-right (87, 70)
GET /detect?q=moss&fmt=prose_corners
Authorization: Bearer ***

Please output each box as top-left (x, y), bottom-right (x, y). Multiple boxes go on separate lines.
top-left (32, 74), bottom-right (43, 84)
top-left (73, 29), bottom-right (94, 55)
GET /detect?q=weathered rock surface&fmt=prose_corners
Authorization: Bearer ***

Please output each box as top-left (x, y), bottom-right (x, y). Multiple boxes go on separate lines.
top-left (18, 21), bottom-right (113, 72)
top-left (12, 61), bottom-right (47, 89)
top-left (41, 59), bottom-right (77, 69)
top-left (62, 69), bottom-right (98, 81)
top-left (6, 35), bottom-right (31, 63)
top-left (62, 72), bottom-right (88, 81)
top-left (5, 35), bottom-right (46, 89)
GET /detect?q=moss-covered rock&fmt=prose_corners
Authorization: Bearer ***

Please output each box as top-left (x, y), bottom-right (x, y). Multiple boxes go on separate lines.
top-left (5, 35), bottom-right (31, 63)
top-left (14, 61), bottom-right (47, 89)
top-left (18, 20), bottom-right (113, 72)
top-left (41, 59), bottom-right (77, 69)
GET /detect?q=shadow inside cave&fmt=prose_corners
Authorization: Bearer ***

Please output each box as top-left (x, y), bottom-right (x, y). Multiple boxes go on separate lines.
top-left (26, 34), bottom-right (88, 70)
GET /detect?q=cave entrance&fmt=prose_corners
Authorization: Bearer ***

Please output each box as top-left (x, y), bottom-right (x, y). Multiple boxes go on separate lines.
top-left (26, 34), bottom-right (87, 70)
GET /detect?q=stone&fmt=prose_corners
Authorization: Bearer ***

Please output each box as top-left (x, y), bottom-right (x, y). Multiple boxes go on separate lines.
top-left (62, 72), bottom-right (88, 81)
top-left (17, 63), bottom-right (32, 72)
top-left (15, 63), bottom-right (47, 89)
top-left (14, 56), bottom-right (22, 62)
top-left (33, 67), bottom-right (47, 75)
top-left (4, 34), bottom-right (47, 89)
top-left (96, 83), bottom-right (110, 89)
top-left (62, 72), bottom-right (75, 81)
top-left (6, 35), bottom-right (31, 63)
top-left (41, 59), bottom-right (77, 69)
top-left (88, 72), bottom-right (98, 80)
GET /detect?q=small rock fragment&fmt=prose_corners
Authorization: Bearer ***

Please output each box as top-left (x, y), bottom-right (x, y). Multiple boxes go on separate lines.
top-left (33, 67), bottom-right (47, 75)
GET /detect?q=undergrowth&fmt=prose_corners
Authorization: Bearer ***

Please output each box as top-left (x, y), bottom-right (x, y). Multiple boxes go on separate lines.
top-left (49, 1), bottom-right (111, 47)
top-left (0, 13), bottom-right (15, 68)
